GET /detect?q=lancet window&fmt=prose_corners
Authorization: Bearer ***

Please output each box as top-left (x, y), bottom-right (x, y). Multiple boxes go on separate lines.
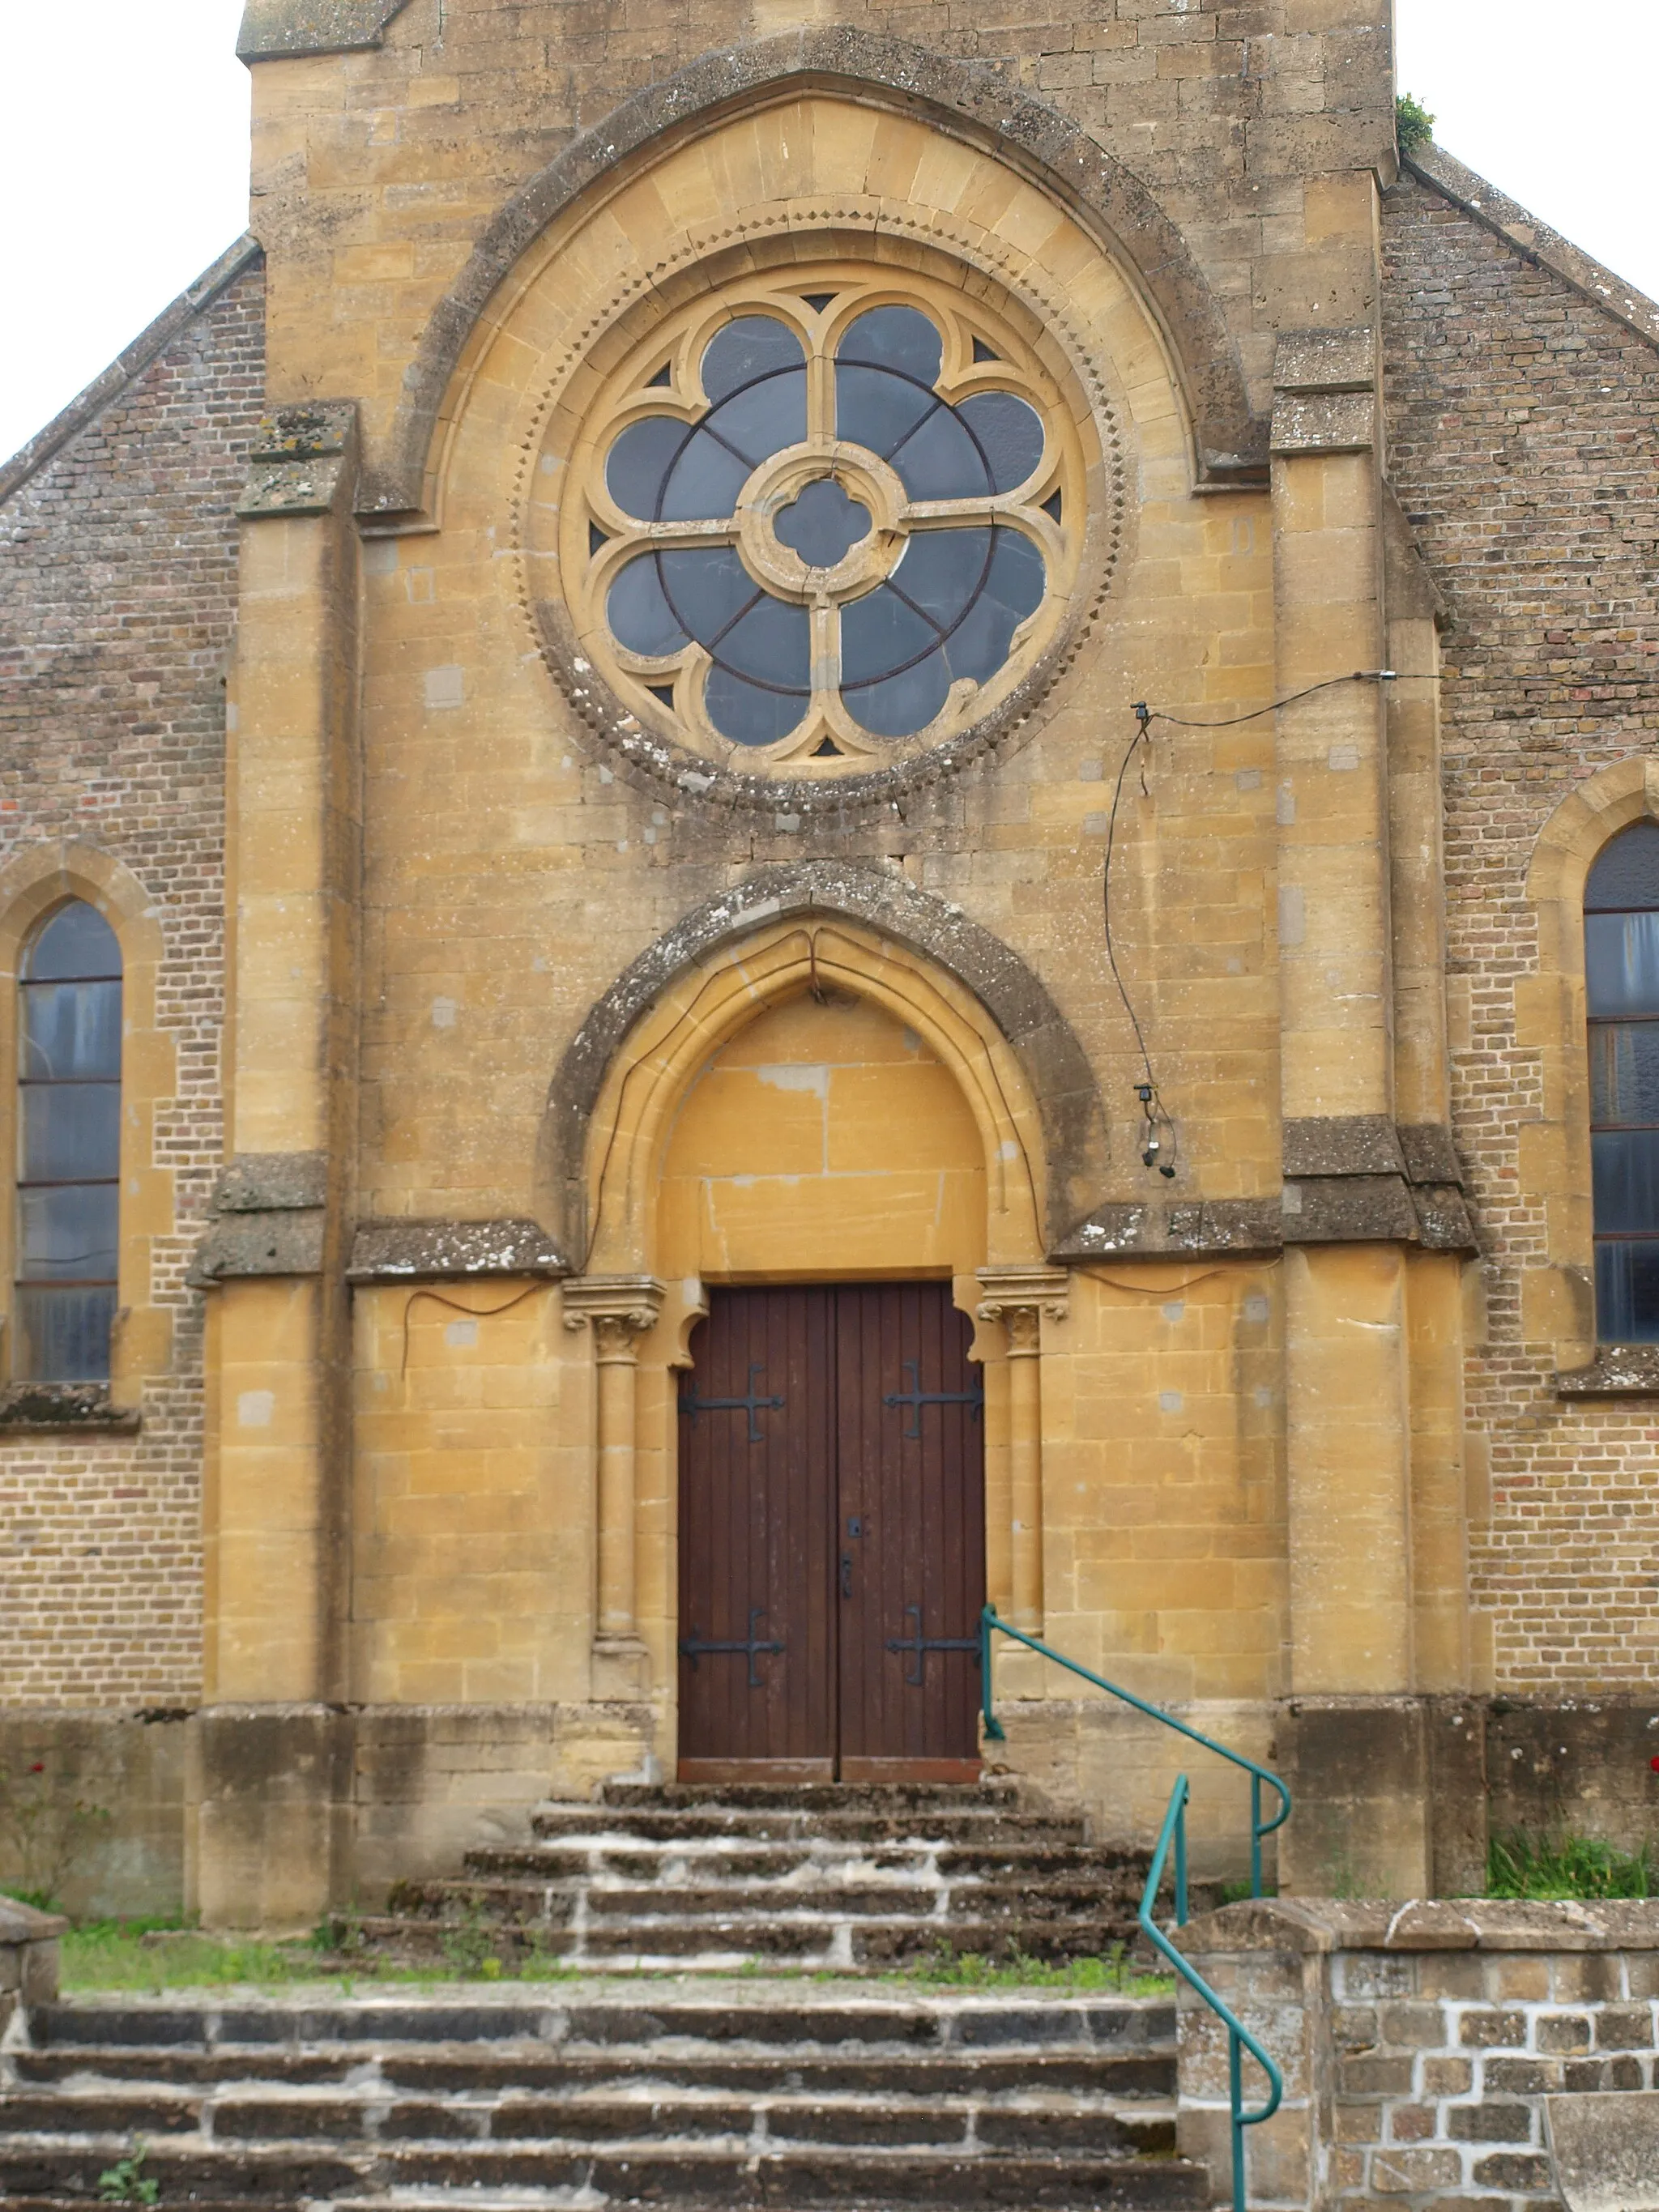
top-left (15, 900), bottom-right (122, 1381)
top-left (1585, 820), bottom-right (1659, 1340)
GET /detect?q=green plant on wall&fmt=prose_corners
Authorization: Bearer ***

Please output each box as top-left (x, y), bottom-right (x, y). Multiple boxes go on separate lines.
top-left (1487, 1829), bottom-right (1653, 1900)
top-left (0, 1758), bottom-right (113, 1911)
top-left (1396, 92), bottom-right (1435, 153)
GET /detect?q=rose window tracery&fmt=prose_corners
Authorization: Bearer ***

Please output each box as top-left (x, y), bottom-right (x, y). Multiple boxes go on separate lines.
top-left (550, 270), bottom-right (1085, 778)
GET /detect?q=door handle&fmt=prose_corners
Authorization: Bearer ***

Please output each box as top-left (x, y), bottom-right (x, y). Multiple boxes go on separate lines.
top-left (841, 1554), bottom-right (853, 1599)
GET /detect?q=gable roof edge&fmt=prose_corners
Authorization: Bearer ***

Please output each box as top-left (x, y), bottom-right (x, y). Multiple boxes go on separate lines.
top-left (1404, 143), bottom-right (1659, 356)
top-left (0, 232), bottom-right (264, 510)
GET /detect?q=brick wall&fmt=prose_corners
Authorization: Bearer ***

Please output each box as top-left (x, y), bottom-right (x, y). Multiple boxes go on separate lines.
top-left (1382, 173), bottom-right (1659, 1694)
top-left (0, 256), bottom-right (265, 1706)
top-left (1179, 1899), bottom-right (1659, 2212)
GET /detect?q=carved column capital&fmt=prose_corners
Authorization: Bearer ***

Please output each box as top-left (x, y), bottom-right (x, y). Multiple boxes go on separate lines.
top-left (561, 1274), bottom-right (665, 1340)
top-left (975, 1265), bottom-right (1070, 1332)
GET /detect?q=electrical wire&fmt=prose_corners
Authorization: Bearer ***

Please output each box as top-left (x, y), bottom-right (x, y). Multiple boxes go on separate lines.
top-left (1103, 668), bottom-right (1431, 1178)
top-left (1138, 667), bottom-right (1438, 732)
top-left (1101, 705), bottom-right (1178, 1177)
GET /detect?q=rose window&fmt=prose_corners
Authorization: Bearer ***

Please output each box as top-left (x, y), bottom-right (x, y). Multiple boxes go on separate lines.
top-left (554, 274), bottom-right (1081, 775)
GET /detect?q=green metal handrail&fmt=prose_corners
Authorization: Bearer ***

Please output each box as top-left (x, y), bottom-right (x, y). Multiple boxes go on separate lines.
top-left (977, 1607), bottom-right (1291, 2210)
top-left (1140, 1775), bottom-right (1282, 2212)
top-left (979, 1605), bottom-right (1291, 1895)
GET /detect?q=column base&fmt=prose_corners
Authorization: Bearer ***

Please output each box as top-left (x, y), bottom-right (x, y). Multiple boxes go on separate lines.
top-left (591, 1634), bottom-right (652, 1699)
top-left (188, 1703), bottom-right (352, 1932)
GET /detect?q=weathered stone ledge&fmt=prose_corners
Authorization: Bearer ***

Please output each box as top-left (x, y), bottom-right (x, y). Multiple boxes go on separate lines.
top-left (1182, 1894), bottom-right (1659, 1954)
top-left (348, 1218), bottom-right (571, 1283)
top-left (0, 1384), bottom-right (141, 1438)
top-left (1555, 1344), bottom-right (1659, 1396)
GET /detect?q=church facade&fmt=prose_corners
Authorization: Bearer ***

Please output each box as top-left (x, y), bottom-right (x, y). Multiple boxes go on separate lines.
top-left (3, 0), bottom-right (1657, 1927)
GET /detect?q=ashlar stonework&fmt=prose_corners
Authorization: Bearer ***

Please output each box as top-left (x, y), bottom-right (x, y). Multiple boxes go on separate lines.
top-left (1, 0), bottom-right (1657, 1924)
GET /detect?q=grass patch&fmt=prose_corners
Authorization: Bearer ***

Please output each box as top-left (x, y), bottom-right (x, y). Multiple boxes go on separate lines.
top-left (62, 1920), bottom-right (367, 1994)
top-left (895, 1943), bottom-right (1174, 1995)
top-left (55, 1920), bottom-right (1175, 1997)
top-left (1486, 1830), bottom-right (1653, 1902)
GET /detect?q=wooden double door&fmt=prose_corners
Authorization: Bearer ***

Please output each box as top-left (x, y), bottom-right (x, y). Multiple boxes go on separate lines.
top-left (677, 1283), bottom-right (986, 1782)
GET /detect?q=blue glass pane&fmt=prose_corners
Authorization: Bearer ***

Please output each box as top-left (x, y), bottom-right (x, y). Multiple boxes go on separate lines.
top-left (706, 372), bottom-right (807, 469)
top-left (702, 317), bottom-right (805, 403)
top-left (607, 556), bottom-right (690, 658)
top-left (957, 390), bottom-right (1044, 492)
top-left (658, 547), bottom-right (755, 643)
top-left (24, 901), bottom-right (120, 982)
top-left (838, 307), bottom-right (943, 384)
top-left (889, 404), bottom-right (985, 500)
top-left (941, 529), bottom-right (1046, 685)
top-left (1589, 1023), bottom-right (1659, 1125)
top-left (704, 668), bottom-right (808, 747)
top-left (1596, 1239), bottom-right (1659, 1342)
top-left (714, 597), bottom-right (810, 689)
top-left (845, 649), bottom-right (952, 739)
top-left (775, 479), bottom-right (870, 568)
top-left (15, 1285), bottom-right (115, 1382)
top-left (1585, 912), bottom-right (1659, 1016)
top-left (841, 584), bottom-right (938, 687)
top-left (22, 1081), bottom-right (120, 1183)
top-left (835, 364), bottom-right (936, 462)
top-left (1586, 820), bottom-right (1659, 911)
top-left (605, 416), bottom-right (687, 520)
top-left (1592, 1130), bottom-right (1659, 1233)
top-left (659, 428), bottom-right (751, 522)
top-left (888, 529), bottom-right (991, 630)
top-left (19, 1182), bottom-right (119, 1281)
top-left (22, 977), bottom-right (122, 1080)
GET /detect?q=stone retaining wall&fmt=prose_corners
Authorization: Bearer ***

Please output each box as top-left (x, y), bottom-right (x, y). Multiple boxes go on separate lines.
top-left (0, 1898), bottom-right (65, 2036)
top-left (1177, 1897), bottom-right (1659, 2210)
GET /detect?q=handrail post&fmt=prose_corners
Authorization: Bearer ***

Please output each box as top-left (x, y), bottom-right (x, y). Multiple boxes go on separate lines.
top-left (1175, 1797), bottom-right (1188, 1928)
top-left (1229, 2031), bottom-right (1246, 2212)
top-left (1251, 1771), bottom-right (1262, 1899)
top-left (979, 1605), bottom-right (1006, 1742)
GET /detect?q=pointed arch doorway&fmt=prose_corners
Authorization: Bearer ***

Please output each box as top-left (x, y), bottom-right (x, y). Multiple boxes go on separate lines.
top-left (677, 1280), bottom-right (986, 1783)
top-left (565, 907), bottom-right (1068, 1784)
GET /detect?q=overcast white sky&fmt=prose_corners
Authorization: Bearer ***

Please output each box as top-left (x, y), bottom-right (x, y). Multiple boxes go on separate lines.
top-left (1, 1), bottom-right (1656, 464)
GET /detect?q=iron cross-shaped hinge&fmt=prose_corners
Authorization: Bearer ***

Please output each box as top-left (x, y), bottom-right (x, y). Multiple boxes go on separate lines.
top-left (679, 1362), bottom-right (785, 1443)
top-left (679, 1607), bottom-right (785, 1689)
top-left (885, 1603), bottom-right (983, 1688)
top-left (882, 1358), bottom-right (985, 1439)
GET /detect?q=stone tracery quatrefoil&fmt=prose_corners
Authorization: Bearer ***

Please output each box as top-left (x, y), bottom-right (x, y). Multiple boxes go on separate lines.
top-left (553, 271), bottom-right (1085, 778)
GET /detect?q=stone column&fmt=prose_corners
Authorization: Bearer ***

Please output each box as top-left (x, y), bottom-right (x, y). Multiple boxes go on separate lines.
top-left (563, 1275), bottom-right (665, 1697)
top-left (1271, 331), bottom-right (1415, 1703)
top-left (976, 1268), bottom-right (1068, 1638)
top-left (206, 403), bottom-right (362, 1712)
top-left (190, 403), bottom-right (362, 1930)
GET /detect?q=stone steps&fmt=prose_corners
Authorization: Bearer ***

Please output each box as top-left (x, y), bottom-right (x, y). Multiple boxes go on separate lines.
top-left (348, 1913), bottom-right (1143, 1971)
top-left (463, 1840), bottom-right (1131, 1879)
top-left (356, 1782), bottom-right (1151, 1972)
top-left (1, 1984), bottom-right (1209, 2210)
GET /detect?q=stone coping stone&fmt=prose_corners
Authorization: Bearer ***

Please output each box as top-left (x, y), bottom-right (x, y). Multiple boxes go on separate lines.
top-left (1546, 2090), bottom-right (1659, 2212)
top-left (1, 1899), bottom-right (67, 1943)
top-left (1179, 1895), bottom-right (1659, 1954)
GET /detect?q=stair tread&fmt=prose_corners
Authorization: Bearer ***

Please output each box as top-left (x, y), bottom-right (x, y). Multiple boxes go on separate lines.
top-left (8, 1792), bottom-right (1197, 2211)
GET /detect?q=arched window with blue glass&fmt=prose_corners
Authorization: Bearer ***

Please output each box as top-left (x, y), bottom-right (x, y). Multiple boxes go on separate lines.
top-left (1585, 820), bottom-right (1659, 1340)
top-left (567, 273), bottom-right (1081, 771)
top-left (15, 900), bottom-right (122, 1382)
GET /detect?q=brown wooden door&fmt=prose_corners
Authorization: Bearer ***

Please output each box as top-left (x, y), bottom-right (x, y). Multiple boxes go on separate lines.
top-left (677, 1282), bottom-right (984, 1783)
